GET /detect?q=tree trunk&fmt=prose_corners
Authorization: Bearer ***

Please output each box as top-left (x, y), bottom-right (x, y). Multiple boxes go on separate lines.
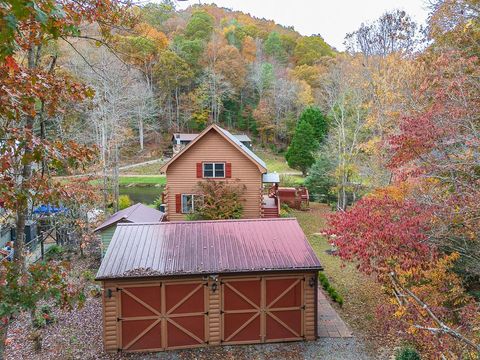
top-left (13, 46), bottom-right (36, 268)
top-left (138, 115), bottom-right (144, 151)
top-left (113, 141), bottom-right (119, 212)
top-left (0, 317), bottom-right (8, 359)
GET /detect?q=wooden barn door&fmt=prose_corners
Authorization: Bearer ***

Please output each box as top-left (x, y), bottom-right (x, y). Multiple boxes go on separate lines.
top-left (164, 281), bottom-right (207, 349)
top-left (221, 278), bottom-right (262, 344)
top-left (264, 277), bottom-right (304, 342)
top-left (118, 280), bottom-right (207, 352)
top-left (119, 283), bottom-right (163, 352)
top-left (221, 276), bottom-right (304, 345)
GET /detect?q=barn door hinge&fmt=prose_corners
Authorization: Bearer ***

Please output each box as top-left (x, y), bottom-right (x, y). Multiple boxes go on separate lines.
top-left (220, 310), bottom-right (224, 314)
top-left (117, 317), bottom-right (122, 322)
top-left (301, 305), bottom-right (306, 310)
top-left (204, 311), bottom-right (209, 316)
top-left (205, 340), bottom-right (209, 344)
top-left (116, 288), bottom-right (122, 292)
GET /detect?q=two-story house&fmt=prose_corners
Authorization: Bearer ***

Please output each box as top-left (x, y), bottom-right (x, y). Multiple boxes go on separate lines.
top-left (160, 124), bottom-right (280, 221)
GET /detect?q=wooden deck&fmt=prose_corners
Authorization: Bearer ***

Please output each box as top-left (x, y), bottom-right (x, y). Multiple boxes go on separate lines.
top-left (262, 195), bottom-right (279, 218)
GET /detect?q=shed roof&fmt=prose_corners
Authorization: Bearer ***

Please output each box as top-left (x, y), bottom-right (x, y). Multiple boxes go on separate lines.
top-left (96, 218), bottom-right (322, 280)
top-left (232, 134), bottom-right (251, 142)
top-left (172, 133), bottom-right (198, 141)
top-left (94, 203), bottom-right (164, 233)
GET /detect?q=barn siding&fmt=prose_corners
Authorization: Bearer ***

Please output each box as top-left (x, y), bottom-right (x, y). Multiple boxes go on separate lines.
top-left (164, 130), bottom-right (264, 221)
top-left (102, 281), bottom-right (118, 352)
top-left (304, 272), bottom-right (317, 340)
top-left (207, 278), bottom-right (221, 345)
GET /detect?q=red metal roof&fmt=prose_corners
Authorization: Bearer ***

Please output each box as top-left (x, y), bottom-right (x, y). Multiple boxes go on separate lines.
top-left (96, 218), bottom-right (322, 280)
top-left (94, 203), bottom-right (164, 233)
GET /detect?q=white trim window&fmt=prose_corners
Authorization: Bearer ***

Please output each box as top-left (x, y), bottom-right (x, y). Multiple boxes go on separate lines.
top-left (181, 194), bottom-right (204, 214)
top-left (203, 162), bottom-right (225, 178)
top-left (181, 194), bottom-right (195, 213)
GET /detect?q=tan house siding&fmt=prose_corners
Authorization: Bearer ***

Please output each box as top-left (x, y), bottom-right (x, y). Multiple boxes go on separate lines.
top-left (164, 130), bottom-right (263, 221)
top-left (102, 281), bottom-right (118, 352)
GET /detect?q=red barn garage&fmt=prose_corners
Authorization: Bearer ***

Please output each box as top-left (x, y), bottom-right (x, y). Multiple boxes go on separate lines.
top-left (96, 218), bottom-right (322, 353)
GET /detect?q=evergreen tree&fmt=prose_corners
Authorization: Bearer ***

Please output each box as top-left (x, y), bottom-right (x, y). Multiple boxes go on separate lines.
top-left (285, 119), bottom-right (318, 175)
top-left (264, 32), bottom-right (287, 63)
top-left (304, 152), bottom-right (336, 204)
top-left (299, 106), bottom-right (329, 142)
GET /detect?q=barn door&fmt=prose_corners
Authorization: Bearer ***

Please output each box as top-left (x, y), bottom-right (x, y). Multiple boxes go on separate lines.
top-left (118, 280), bottom-right (207, 352)
top-left (119, 284), bottom-right (163, 351)
top-left (265, 277), bottom-right (304, 341)
top-left (164, 282), bottom-right (207, 349)
top-left (221, 276), bottom-right (304, 344)
top-left (221, 278), bottom-right (262, 344)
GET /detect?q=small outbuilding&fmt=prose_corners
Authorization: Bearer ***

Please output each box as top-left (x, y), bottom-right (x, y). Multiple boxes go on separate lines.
top-left (96, 218), bottom-right (322, 353)
top-left (94, 203), bottom-right (164, 256)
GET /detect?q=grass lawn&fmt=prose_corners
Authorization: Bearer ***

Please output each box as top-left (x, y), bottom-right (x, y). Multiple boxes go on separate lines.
top-left (118, 176), bottom-right (166, 186)
top-left (88, 175), bottom-right (166, 186)
top-left (291, 203), bottom-right (391, 351)
top-left (120, 161), bottom-right (165, 175)
top-left (254, 149), bottom-right (301, 174)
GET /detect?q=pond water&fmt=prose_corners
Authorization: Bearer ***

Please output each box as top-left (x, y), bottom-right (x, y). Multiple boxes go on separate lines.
top-left (119, 186), bottom-right (164, 205)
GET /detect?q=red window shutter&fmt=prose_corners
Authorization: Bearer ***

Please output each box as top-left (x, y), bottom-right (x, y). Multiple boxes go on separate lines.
top-left (196, 163), bottom-right (202, 178)
top-left (175, 194), bottom-right (181, 213)
top-left (226, 162), bottom-right (232, 178)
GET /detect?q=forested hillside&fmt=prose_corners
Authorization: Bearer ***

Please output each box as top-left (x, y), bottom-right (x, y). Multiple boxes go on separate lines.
top-left (59, 1), bottom-right (334, 160)
top-left (1, 0), bottom-right (479, 358)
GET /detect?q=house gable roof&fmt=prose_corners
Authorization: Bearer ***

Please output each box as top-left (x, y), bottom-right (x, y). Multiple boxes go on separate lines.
top-left (96, 218), bottom-right (322, 280)
top-left (94, 203), bottom-right (164, 233)
top-left (161, 124), bottom-right (266, 173)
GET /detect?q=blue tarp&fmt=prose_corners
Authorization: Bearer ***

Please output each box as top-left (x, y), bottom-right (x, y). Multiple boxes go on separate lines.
top-left (33, 204), bottom-right (67, 214)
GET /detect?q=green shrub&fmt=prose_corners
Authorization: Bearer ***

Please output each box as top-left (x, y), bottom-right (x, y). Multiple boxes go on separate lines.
top-left (33, 305), bottom-right (55, 328)
top-left (153, 195), bottom-right (163, 211)
top-left (45, 244), bottom-right (63, 261)
top-left (81, 270), bottom-right (95, 282)
top-left (318, 273), bottom-right (344, 306)
top-left (118, 195), bottom-right (132, 210)
top-left (395, 346), bottom-right (421, 360)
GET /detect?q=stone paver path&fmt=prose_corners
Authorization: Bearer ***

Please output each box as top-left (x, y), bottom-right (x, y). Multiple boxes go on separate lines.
top-left (317, 288), bottom-right (353, 338)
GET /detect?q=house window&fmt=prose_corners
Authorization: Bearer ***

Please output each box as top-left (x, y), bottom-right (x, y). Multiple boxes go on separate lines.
top-left (181, 194), bottom-right (203, 213)
top-left (203, 162), bottom-right (225, 178)
top-left (181, 194), bottom-right (195, 213)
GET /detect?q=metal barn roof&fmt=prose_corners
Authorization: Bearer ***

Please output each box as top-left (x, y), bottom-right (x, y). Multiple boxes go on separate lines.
top-left (96, 218), bottom-right (322, 280)
top-left (94, 203), bottom-right (164, 233)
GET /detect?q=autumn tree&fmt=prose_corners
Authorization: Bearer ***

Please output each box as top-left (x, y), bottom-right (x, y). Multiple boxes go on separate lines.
top-left (345, 10), bottom-right (419, 58)
top-left (294, 35), bottom-right (333, 65)
top-left (153, 49), bottom-right (194, 129)
top-left (285, 119), bottom-right (318, 175)
top-left (185, 10), bottom-right (215, 42)
top-left (0, 0), bottom-right (135, 266)
top-left (192, 180), bottom-right (246, 220)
